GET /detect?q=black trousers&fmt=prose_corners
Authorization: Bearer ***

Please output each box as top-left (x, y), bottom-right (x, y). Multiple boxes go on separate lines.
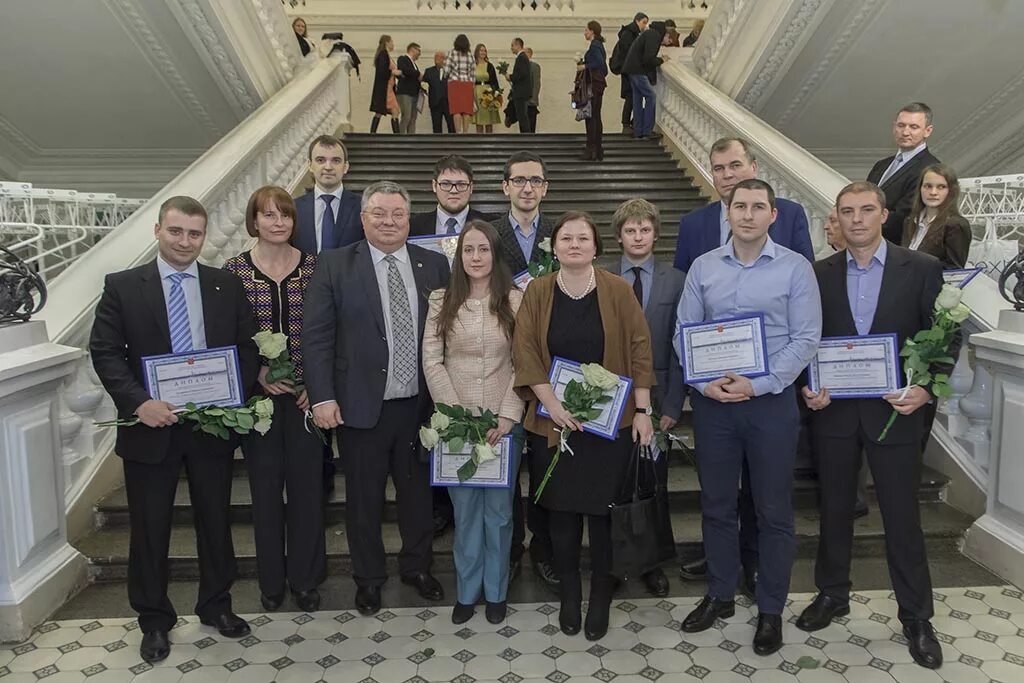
top-left (585, 94), bottom-right (604, 152)
top-left (813, 424), bottom-right (934, 623)
top-left (549, 510), bottom-right (612, 579)
top-left (513, 98), bottom-right (533, 133)
top-left (511, 433), bottom-right (553, 564)
top-left (621, 87), bottom-right (633, 126)
top-left (430, 107), bottom-right (455, 133)
top-left (528, 105), bottom-right (538, 133)
top-left (242, 394), bottom-right (326, 597)
top-left (123, 428), bottom-right (236, 633)
top-left (337, 397), bottom-right (433, 587)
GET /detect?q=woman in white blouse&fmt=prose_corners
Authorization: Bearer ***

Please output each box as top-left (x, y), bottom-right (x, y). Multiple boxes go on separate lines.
top-left (901, 163), bottom-right (971, 268)
top-left (423, 219), bottom-right (525, 625)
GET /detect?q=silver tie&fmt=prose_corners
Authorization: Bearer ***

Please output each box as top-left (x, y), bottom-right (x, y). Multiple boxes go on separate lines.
top-left (385, 255), bottom-right (417, 385)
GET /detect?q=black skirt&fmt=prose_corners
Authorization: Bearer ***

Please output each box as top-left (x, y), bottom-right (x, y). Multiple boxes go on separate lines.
top-left (370, 52), bottom-right (391, 114)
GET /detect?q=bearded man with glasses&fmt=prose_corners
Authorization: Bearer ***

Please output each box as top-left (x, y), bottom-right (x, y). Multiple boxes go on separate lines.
top-left (410, 155), bottom-right (494, 236)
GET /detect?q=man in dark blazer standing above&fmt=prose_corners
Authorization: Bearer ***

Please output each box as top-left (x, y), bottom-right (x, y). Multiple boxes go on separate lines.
top-left (797, 182), bottom-right (951, 671)
top-left (409, 155), bottom-right (492, 237)
top-left (506, 37), bottom-right (533, 133)
top-left (395, 42), bottom-right (422, 135)
top-left (90, 196), bottom-right (259, 663)
top-left (294, 135), bottom-right (364, 256)
top-left (423, 51), bottom-right (455, 134)
top-left (493, 151), bottom-right (555, 277)
top-left (866, 102), bottom-right (939, 244)
top-left (303, 181), bottom-right (450, 616)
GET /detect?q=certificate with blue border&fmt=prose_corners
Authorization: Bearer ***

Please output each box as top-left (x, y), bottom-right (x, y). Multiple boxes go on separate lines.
top-left (513, 269), bottom-right (533, 291)
top-left (807, 334), bottom-right (901, 399)
top-left (408, 233), bottom-right (459, 264)
top-left (430, 435), bottom-right (514, 488)
top-left (141, 346), bottom-right (244, 408)
top-left (943, 267), bottom-right (983, 289)
top-left (679, 314), bottom-right (769, 384)
top-left (536, 356), bottom-right (633, 440)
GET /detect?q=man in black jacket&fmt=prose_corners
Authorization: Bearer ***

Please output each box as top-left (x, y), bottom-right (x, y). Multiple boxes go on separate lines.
top-left (422, 51), bottom-right (454, 134)
top-left (396, 43), bottom-right (422, 134)
top-left (622, 20), bottom-right (676, 139)
top-left (506, 37), bottom-right (533, 133)
top-left (610, 12), bottom-right (648, 133)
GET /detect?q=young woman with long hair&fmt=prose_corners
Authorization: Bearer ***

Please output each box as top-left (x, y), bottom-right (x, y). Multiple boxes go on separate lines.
top-left (370, 34), bottom-right (401, 134)
top-left (472, 44), bottom-right (501, 134)
top-left (902, 163), bottom-right (972, 268)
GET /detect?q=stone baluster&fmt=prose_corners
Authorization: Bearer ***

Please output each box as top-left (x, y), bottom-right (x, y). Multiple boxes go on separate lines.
top-left (944, 344), bottom-right (974, 419)
top-left (958, 362), bottom-right (993, 472)
top-left (57, 390), bottom-right (83, 470)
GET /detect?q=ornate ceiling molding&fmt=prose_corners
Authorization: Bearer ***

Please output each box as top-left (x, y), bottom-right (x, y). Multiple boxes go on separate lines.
top-left (940, 68), bottom-right (1024, 157)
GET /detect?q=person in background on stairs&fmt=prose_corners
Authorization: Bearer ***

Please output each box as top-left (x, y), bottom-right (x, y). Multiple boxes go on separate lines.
top-left (526, 47), bottom-right (541, 132)
top-left (410, 155), bottom-right (493, 238)
top-left (444, 34), bottom-right (476, 134)
top-left (621, 19), bottom-right (677, 140)
top-left (223, 187), bottom-right (326, 615)
top-left (423, 220), bottom-right (526, 626)
top-left (471, 43), bottom-right (501, 134)
top-left (611, 198), bottom-right (684, 598)
top-left (89, 196), bottom-right (260, 664)
top-left (675, 179), bottom-right (822, 656)
top-left (513, 212), bottom-right (655, 641)
top-left (423, 51), bottom-right (456, 134)
top-left (609, 12), bottom-right (649, 135)
top-left (506, 37), bottom-right (534, 134)
top-left (304, 181), bottom-right (450, 617)
top-left (798, 181), bottom-right (958, 671)
top-left (370, 34), bottom-right (401, 135)
top-left (675, 137), bottom-right (814, 590)
top-left (578, 20), bottom-right (608, 161)
top-left (493, 152), bottom-right (557, 590)
top-left (292, 17), bottom-right (319, 58)
top-left (396, 42), bottom-right (423, 135)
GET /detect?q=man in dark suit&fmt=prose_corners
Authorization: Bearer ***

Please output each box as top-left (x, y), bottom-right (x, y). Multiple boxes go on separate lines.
top-left (409, 155), bottom-right (492, 237)
top-left (304, 181), bottom-right (450, 616)
top-left (294, 135), bottom-right (364, 256)
top-left (674, 137), bottom-right (815, 273)
top-left (610, 12), bottom-right (648, 133)
top-left (89, 196), bottom-right (259, 663)
top-left (866, 102), bottom-right (939, 244)
top-left (396, 42), bottom-right (422, 135)
top-left (613, 198), bottom-right (686, 599)
top-left (526, 47), bottom-right (541, 133)
top-left (506, 37), bottom-right (533, 134)
top-left (797, 181), bottom-right (950, 670)
top-left (423, 51), bottom-right (455, 134)
top-left (621, 20), bottom-right (676, 139)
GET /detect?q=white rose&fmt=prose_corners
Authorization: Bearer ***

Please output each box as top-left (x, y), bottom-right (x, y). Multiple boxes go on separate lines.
top-left (538, 237), bottom-right (552, 253)
top-left (253, 397), bottom-right (274, 420)
top-left (430, 412), bottom-right (450, 431)
top-left (948, 302), bottom-right (971, 324)
top-left (253, 330), bottom-right (288, 359)
top-left (935, 284), bottom-right (963, 311)
top-left (419, 426), bottom-right (440, 449)
top-left (473, 442), bottom-right (496, 463)
top-left (253, 418), bottom-right (272, 436)
top-left (580, 363), bottom-right (620, 391)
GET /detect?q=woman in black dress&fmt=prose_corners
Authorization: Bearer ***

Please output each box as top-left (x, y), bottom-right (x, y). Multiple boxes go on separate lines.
top-left (370, 34), bottom-right (401, 134)
top-left (513, 211), bottom-right (655, 641)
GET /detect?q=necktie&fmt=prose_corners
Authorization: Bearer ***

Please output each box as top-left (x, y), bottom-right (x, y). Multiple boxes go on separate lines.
top-left (320, 194), bottom-right (336, 253)
top-left (385, 255), bottom-right (417, 385)
top-left (631, 266), bottom-right (644, 307)
top-left (166, 272), bottom-right (194, 353)
top-left (879, 152), bottom-right (904, 186)
top-left (445, 216), bottom-right (458, 235)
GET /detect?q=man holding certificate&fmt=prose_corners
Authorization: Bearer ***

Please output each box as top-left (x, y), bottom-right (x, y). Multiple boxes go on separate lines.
top-left (673, 179), bottom-right (821, 656)
top-left (89, 196), bottom-right (259, 663)
top-left (797, 182), bottom-right (951, 670)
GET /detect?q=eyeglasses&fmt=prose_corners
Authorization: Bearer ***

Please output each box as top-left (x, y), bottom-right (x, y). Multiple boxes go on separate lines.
top-left (437, 180), bottom-right (471, 193)
top-left (363, 209), bottom-right (409, 221)
top-left (507, 176), bottom-right (547, 188)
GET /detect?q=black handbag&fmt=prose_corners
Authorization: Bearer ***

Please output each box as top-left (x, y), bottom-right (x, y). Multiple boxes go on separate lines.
top-left (609, 444), bottom-right (677, 580)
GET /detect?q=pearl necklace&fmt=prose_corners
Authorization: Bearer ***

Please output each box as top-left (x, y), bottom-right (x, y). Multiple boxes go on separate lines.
top-left (557, 266), bottom-right (595, 300)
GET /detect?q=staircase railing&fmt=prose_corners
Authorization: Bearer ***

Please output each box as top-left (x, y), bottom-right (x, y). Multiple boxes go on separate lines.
top-left (35, 55), bottom-right (352, 515)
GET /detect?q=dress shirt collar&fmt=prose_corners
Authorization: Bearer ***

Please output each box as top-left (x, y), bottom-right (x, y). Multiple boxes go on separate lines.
top-left (894, 142), bottom-right (927, 164)
top-left (368, 241), bottom-right (410, 266)
top-left (846, 238), bottom-right (887, 270)
top-left (314, 184), bottom-right (345, 202)
top-left (620, 254), bottom-right (655, 276)
top-left (722, 236), bottom-right (776, 266)
top-left (157, 254), bottom-right (200, 281)
top-left (437, 205), bottom-right (470, 230)
top-left (509, 211), bottom-right (540, 235)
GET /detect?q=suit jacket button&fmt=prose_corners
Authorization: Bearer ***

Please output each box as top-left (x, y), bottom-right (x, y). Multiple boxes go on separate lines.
top-left (381, 368), bottom-right (386, 373)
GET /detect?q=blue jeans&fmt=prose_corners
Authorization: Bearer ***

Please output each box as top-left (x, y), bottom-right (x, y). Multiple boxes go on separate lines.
top-left (628, 74), bottom-right (656, 138)
top-left (448, 426), bottom-right (525, 604)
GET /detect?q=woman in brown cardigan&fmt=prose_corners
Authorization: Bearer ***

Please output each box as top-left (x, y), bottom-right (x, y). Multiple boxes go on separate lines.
top-left (901, 163), bottom-right (972, 268)
top-left (512, 211), bottom-right (655, 641)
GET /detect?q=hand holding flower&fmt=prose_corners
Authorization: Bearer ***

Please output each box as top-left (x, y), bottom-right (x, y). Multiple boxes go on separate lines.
top-left (135, 399), bottom-right (179, 428)
top-left (295, 390), bottom-right (310, 412)
top-left (258, 366), bottom-right (295, 396)
top-left (883, 385), bottom-right (930, 415)
top-left (486, 416), bottom-right (515, 446)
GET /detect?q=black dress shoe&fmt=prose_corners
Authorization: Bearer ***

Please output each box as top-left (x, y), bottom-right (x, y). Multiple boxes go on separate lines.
top-left (355, 585), bottom-right (382, 616)
top-left (560, 574), bottom-right (582, 636)
top-left (795, 594), bottom-right (850, 632)
top-left (140, 630), bottom-right (170, 663)
top-left (533, 560), bottom-right (561, 590)
top-left (679, 557), bottom-right (708, 581)
top-left (452, 602), bottom-right (475, 624)
top-left (681, 596), bottom-right (735, 633)
top-left (903, 621), bottom-right (943, 669)
top-left (485, 601), bottom-right (507, 624)
top-left (642, 568), bottom-right (670, 597)
top-left (401, 572), bottom-right (444, 601)
top-left (200, 613), bottom-right (251, 638)
top-left (293, 588), bottom-right (321, 613)
top-left (260, 593), bottom-right (284, 612)
top-left (753, 614), bottom-right (783, 655)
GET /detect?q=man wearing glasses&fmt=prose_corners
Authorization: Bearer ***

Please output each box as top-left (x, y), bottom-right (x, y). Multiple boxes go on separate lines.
top-left (410, 155), bottom-right (494, 236)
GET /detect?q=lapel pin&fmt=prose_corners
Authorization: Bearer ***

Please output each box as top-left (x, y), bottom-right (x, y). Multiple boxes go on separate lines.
top-left (417, 262), bottom-right (423, 268)
top-left (215, 285), bottom-right (221, 291)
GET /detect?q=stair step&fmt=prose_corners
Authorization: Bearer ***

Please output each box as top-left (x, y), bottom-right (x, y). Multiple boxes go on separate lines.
top-left (76, 502), bottom-right (973, 582)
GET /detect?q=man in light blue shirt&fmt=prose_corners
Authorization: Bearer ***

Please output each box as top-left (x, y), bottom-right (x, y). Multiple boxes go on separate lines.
top-left (673, 179), bottom-right (821, 656)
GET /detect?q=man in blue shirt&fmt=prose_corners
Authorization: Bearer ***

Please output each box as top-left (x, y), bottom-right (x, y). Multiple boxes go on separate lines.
top-left (674, 179), bottom-right (821, 656)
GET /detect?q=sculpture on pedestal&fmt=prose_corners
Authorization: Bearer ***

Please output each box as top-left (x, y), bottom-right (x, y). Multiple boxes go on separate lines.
top-left (0, 245), bottom-right (46, 323)
top-left (998, 250), bottom-right (1024, 312)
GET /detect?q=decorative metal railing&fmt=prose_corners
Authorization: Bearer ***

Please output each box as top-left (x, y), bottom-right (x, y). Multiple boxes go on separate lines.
top-left (960, 174), bottom-right (1024, 243)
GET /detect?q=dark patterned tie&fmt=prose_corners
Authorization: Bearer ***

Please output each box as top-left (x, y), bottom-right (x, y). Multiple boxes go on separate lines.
top-left (320, 195), bottom-right (335, 252)
top-left (445, 216), bottom-right (458, 235)
top-left (631, 266), bottom-right (644, 307)
top-left (385, 255), bottom-right (416, 385)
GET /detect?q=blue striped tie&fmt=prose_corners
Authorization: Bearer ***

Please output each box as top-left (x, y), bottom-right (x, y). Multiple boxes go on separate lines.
top-left (166, 272), bottom-right (194, 353)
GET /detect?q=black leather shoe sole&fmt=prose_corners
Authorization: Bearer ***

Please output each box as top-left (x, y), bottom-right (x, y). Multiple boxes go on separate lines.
top-left (796, 603), bottom-right (850, 632)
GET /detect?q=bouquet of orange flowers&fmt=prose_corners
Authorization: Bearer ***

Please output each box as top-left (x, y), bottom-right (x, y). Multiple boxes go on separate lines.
top-left (479, 86), bottom-right (504, 112)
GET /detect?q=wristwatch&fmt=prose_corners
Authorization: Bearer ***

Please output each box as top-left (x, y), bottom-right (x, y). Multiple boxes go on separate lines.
top-left (635, 406), bottom-right (653, 416)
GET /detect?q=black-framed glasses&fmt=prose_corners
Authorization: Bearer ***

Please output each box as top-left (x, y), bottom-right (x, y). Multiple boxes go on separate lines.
top-left (507, 176), bottom-right (547, 188)
top-left (437, 180), bottom-right (471, 192)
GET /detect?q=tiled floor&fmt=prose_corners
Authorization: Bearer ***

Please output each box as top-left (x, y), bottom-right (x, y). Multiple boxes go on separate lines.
top-left (3, 587), bottom-right (1024, 683)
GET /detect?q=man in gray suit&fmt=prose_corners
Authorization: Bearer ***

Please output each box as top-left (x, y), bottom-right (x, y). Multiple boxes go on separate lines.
top-left (304, 181), bottom-right (451, 616)
top-left (525, 47), bottom-right (541, 132)
top-left (613, 198), bottom-right (685, 597)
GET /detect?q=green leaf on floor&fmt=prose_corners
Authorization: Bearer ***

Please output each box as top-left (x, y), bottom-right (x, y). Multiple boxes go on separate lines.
top-left (795, 656), bottom-right (820, 669)
top-left (422, 648), bottom-right (434, 659)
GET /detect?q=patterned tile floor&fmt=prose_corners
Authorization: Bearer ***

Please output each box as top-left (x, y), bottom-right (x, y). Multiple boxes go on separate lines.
top-left (3, 586), bottom-right (1024, 683)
